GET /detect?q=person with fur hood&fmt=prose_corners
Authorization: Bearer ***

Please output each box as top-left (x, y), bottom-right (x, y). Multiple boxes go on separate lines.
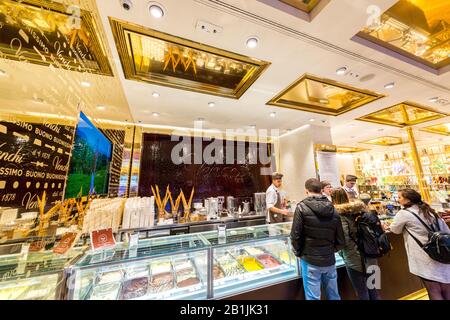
top-left (331, 188), bottom-right (381, 300)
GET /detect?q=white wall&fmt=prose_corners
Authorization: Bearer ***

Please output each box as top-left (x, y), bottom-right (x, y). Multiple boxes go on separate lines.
top-left (337, 153), bottom-right (356, 183)
top-left (278, 125), bottom-right (332, 201)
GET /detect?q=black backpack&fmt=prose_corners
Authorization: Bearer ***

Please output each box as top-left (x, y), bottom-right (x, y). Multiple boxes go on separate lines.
top-left (354, 212), bottom-right (392, 258)
top-left (405, 209), bottom-right (450, 264)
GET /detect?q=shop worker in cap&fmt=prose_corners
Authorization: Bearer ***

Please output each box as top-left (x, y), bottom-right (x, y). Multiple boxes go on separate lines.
top-left (343, 175), bottom-right (359, 202)
top-left (266, 172), bottom-right (290, 223)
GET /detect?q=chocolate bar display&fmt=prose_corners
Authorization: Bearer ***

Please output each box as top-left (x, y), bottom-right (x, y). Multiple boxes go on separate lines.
top-left (96, 270), bottom-right (123, 285)
top-left (256, 254), bottom-right (281, 269)
top-left (120, 277), bottom-right (149, 300)
top-left (90, 282), bottom-right (121, 300)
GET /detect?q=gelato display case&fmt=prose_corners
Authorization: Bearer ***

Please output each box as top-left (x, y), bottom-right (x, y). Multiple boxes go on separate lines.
top-left (0, 244), bottom-right (84, 300)
top-left (66, 223), bottom-right (302, 300)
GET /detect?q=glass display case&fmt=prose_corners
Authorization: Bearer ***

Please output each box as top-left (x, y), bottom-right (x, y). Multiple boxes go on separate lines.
top-left (66, 233), bottom-right (210, 300)
top-left (66, 223), bottom-right (302, 300)
top-left (0, 243), bottom-right (84, 300)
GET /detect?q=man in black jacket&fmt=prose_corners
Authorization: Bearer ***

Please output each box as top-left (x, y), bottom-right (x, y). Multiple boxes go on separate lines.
top-left (290, 178), bottom-right (345, 300)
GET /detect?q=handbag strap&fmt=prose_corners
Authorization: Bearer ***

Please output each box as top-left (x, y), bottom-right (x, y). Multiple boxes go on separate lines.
top-left (405, 228), bottom-right (425, 249)
top-left (404, 209), bottom-right (436, 232)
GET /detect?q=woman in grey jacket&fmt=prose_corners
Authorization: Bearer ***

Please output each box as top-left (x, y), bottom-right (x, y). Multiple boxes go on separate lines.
top-left (332, 188), bottom-right (380, 300)
top-left (389, 189), bottom-right (450, 300)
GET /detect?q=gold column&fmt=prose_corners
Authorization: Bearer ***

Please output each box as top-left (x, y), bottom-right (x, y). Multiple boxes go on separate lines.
top-left (405, 127), bottom-right (431, 203)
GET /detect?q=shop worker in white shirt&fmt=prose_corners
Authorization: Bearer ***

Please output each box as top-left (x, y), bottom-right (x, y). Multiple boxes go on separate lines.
top-left (266, 172), bottom-right (290, 223)
top-left (343, 175), bottom-right (359, 202)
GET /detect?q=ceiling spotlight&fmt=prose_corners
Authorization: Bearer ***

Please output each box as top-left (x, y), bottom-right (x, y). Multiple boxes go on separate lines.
top-left (0, 69), bottom-right (7, 76)
top-left (269, 112), bottom-right (276, 118)
top-left (208, 102), bottom-right (215, 108)
top-left (96, 105), bottom-right (106, 110)
top-left (120, 0), bottom-right (133, 11)
top-left (149, 2), bottom-right (165, 18)
top-left (246, 37), bottom-right (259, 49)
top-left (81, 81), bottom-right (91, 87)
top-left (336, 67), bottom-right (347, 75)
top-left (384, 82), bottom-right (395, 89)
top-left (152, 92), bottom-right (160, 98)
top-left (429, 97), bottom-right (439, 103)
top-left (152, 112), bottom-right (160, 117)
top-left (309, 118), bottom-right (315, 122)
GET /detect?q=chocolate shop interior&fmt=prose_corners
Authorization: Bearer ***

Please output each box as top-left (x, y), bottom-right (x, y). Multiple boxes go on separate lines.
top-left (0, 0), bottom-right (449, 301)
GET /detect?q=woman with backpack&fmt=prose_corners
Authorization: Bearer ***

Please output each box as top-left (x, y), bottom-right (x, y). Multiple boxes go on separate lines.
top-left (331, 188), bottom-right (381, 300)
top-left (389, 189), bottom-right (450, 300)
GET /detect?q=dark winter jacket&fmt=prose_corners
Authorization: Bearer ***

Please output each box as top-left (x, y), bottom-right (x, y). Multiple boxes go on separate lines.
top-left (335, 201), bottom-right (366, 273)
top-left (290, 195), bottom-right (345, 267)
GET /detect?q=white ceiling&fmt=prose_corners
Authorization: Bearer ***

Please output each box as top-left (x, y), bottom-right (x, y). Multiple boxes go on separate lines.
top-left (1, 0), bottom-right (449, 146)
top-left (94, 0), bottom-right (450, 146)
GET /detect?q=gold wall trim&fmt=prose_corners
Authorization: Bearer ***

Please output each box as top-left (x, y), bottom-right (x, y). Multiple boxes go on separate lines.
top-left (267, 73), bottom-right (385, 116)
top-left (360, 136), bottom-right (405, 146)
top-left (109, 17), bottom-right (270, 99)
top-left (357, 101), bottom-right (447, 127)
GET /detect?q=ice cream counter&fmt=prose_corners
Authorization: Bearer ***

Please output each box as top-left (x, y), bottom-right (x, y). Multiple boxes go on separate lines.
top-left (65, 223), bottom-right (303, 300)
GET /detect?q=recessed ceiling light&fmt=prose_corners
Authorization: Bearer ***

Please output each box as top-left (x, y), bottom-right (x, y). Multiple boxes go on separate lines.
top-left (384, 82), bottom-right (395, 89)
top-left (208, 102), bottom-right (215, 108)
top-left (149, 2), bottom-right (165, 18)
top-left (336, 67), bottom-right (347, 75)
top-left (249, 125), bottom-right (256, 129)
top-left (97, 105), bottom-right (106, 110)
top-left (0, 69), bottom-right (7, 76)
top-left (152, 92), bottom-right (160, 98)
top-left (81, 81), bottom-right (91, 87)
top-left (429, 97), bottom-right (439, 103)
top-left (246, 36), bottom-right (259, 49)
top-left (152, 112), bottom-right (160, 117)
top-left (269, 112), bottom-right (276, 118)
top-left (309, 118), bottom-right (315, 122)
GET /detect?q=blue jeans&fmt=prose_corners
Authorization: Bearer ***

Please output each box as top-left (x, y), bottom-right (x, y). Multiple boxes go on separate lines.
top-left (300, 259), bottom-right (341, 300)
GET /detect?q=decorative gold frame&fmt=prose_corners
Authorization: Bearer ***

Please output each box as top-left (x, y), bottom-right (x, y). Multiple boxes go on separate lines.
top-left (0, 0), bottom-right (113, 76)
top-left (336, 146), bottom-right (369, 153)
top-left (357, 101), bottom-right (447, 127)
top-left (420, 122), bottom-right (450, 136)
top-left (360, 136), bottom-right (405, 146)
top-left (279, 0), bottom-right (322, 13)
top-left (109, 18), bottom-right (270, 99)
top-left (267, 74), bottom-right (385, 116)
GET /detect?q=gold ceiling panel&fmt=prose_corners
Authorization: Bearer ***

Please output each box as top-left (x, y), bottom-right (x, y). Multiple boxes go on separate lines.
top-left (356, 0), bottom-right (450, 71)
top-left (267, 74), bottom-right (384, 116)
top-left (0, 0), bottom-right (112, 75)
top-left (279, 0), bottom-right (322, 13)
top-left (420, 122), bottom-right (450, 136)
top-left (337, 146), bottom-right (369, 153)
top-left (360, 136), bottom-right (405, 146)
top-left (109, 18), bottom-right (270, 99)
top-left (357, 102), bottom-right (447, 127)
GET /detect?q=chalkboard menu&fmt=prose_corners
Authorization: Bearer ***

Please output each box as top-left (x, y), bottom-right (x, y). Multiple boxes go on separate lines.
top-left (0, 118), bottom-right (74, 210)
top-left (138, 133), bottom-right (273, 201)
